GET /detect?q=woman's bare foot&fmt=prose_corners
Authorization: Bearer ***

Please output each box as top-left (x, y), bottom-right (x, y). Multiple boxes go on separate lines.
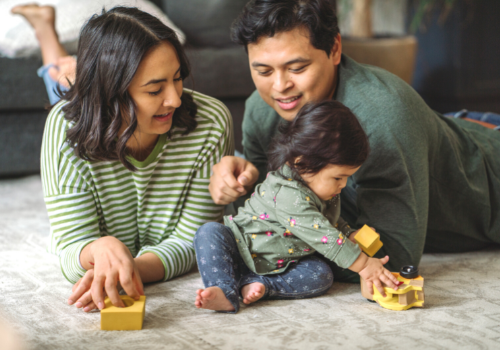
top-left (241, 282), bottom-right (265, 304)
top-left (194, 287), bottom-right (235, 311)
top-left (11, 4), bottom-right (55, 32)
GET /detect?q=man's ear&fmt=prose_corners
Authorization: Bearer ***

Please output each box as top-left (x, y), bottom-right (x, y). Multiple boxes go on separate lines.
top-left (331, 34), bottom-right (342, 65)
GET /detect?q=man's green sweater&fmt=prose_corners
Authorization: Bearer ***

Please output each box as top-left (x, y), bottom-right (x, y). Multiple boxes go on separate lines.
top-left (240, 54), bottom-right (500, 275)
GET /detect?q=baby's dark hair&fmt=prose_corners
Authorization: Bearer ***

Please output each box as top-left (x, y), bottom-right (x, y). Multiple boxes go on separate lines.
top-left (268, 100), bottom-right (370, 175)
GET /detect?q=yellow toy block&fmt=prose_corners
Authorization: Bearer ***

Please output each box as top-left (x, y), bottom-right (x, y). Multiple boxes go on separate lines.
top-left (101, 295), bottom-right (146, 331)
top-left (360, 265), bottom-right (424, 311)
top-left (354, 225), bottom-right (383, 257)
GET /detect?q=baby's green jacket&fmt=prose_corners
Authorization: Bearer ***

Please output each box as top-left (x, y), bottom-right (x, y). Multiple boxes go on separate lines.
top-left (224, 164), bottom-right (362, 275)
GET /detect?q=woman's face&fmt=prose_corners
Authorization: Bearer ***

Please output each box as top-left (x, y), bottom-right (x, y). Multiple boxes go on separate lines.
top-left (126, 41), bottom-right (183, 147)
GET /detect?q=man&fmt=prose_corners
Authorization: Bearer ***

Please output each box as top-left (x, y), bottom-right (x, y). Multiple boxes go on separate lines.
top-left (209, 0), bottom-right (500, 280)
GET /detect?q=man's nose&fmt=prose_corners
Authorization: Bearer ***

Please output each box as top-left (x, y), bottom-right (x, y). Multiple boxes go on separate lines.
top-left (272, 71), bottom-right (293, 92)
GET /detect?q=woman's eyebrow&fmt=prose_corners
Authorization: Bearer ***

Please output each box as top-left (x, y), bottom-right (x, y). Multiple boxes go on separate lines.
top-left (141, 79), bottom-right (166, 87)
top-left (141, 67), bottom-right (181, 87)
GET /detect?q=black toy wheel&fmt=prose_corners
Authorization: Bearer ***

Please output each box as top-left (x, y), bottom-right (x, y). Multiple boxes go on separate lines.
top-left (400, 265), bottom-right (419, 279)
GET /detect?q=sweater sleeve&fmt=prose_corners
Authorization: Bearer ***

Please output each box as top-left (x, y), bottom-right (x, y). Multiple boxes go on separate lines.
top-left (346, 106), bottom-right (430, 271)
top-left (137, 94), bottom-right (235, 281)
top-left (238, 92), bottom-right (281, 208)
top-left (41, 103), bottom-right (99, 284)
top-left (275, 186), bottom-right (361, 269)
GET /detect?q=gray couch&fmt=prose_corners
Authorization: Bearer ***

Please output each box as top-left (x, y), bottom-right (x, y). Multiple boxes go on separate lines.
top-left (0, 0), bottom-right (254, 177)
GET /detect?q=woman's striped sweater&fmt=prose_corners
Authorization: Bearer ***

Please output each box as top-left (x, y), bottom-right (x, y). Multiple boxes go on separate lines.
top-left (41, 90), bottom-right (234, 284)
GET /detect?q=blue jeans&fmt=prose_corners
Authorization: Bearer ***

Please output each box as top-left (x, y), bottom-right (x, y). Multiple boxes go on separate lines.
top-left (194, 222), bottom-right (334, 313)
top-left (445, 110), bottom-right (500, 130)
top-left (37, 64), bottom-right (69, 105)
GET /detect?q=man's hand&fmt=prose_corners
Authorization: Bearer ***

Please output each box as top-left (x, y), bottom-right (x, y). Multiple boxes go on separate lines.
top-left (209, 156), bottom-right (259, 205)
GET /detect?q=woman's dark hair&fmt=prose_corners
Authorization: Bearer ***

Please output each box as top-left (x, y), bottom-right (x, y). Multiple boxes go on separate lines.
top-left (231, 0), bottom-right (339, 57)
top-left (268, 100), bottom-right (369, 175)
top-left (61, 6), bottom-right (197, 171)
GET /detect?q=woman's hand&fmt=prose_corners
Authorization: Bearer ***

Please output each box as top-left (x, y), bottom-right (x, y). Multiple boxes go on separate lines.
top-left (69, 236), bottom-right (144, 311)
top-left (90, 236), bottom-right (144, 309)
top-left (67, 269), bottom-right (100, 312)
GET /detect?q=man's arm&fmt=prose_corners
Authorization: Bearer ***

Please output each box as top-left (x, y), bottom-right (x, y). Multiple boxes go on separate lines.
top-left (234, 92), bottom-right (282, 208)
top-left (344, 117), bottom-right (430, 272)
top-left (209, 91), bottom-right (280, 206)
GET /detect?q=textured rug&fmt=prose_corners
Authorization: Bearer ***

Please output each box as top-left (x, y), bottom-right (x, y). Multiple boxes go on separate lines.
top-left (1, 175), bottom-right (500, 350)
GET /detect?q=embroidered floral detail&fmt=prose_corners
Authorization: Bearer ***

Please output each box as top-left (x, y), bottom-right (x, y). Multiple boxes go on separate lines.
top-left (252, 215), bottom-right (257, 220)
top-left (338, 233), bottom-right (344, 239)
top-left (229, 215), bottom-right (233, 221)
top-left (288, 178), bottom-right (293, 181)
top-left (305, 196), bottom-right (310, 201)
top-left (277, 259), bottom-right (284, 268)
top-left (261, 190), bottom-right (265, 196)
top-left (288, 248), bottom-right (294, 254)
top-left (337, 238), bottom-right (343, 245)
top-left (251, 234), bottom-right (257, 240)
top-left (266, 231), bottom-right (273, 236)
top-left (252, 253), bottom-right (258, 259)
top-left (259, 213), bottom-right (269, 220)
top-left (303, 248), bottom-right (311, 252)
top-left (283, 229), bottom-right (292, 237)
top-left (312, 223), bottom-right (321, 229)
top-left (321, 236), bottom-right (328, 244)
top-left (273, 196), bottom-right (276, 203)
top-left (288, 217), bottom-right (296, 227)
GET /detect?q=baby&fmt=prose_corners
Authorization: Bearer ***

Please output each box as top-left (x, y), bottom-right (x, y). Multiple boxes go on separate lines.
top-left (194, 100), bottom-right (399, 312)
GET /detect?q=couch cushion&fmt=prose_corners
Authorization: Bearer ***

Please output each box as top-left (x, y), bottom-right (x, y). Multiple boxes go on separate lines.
top-left (1, 0), bottom-right (185, 58)
top-left (0, 57), bottom-right (49, 109)
top-left (161, 0), bottom-right (248, 48)
top-left (184, 46), bottom-right (254, 98)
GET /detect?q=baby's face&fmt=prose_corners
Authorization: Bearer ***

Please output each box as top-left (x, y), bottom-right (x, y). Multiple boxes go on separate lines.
top-left (300, 164), bottom-right (360, 201)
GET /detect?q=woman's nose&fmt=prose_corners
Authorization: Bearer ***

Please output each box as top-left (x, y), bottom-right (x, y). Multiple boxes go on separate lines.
top-left (163, 86), bottom-right (182, 108)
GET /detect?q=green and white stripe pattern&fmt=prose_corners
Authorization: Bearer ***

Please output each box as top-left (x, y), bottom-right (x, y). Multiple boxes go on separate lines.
top-left (41, 90), bottom-right (234, 284)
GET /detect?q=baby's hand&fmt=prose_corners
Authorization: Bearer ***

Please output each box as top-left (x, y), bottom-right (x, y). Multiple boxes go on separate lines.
top-left (358, 255), bottom-right (399, 297)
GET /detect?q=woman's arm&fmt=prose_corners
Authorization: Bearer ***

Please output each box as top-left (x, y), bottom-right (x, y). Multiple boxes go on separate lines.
top-left (136, 93), bottom-right (235, 281)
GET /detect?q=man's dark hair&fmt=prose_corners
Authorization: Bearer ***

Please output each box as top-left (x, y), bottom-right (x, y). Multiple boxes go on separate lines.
top-left (231, 0), bottom-right (339, 56)
top-left (61, 6), bottom-right (197, 171)
top-left (268, 100), bottom-right (369, 175)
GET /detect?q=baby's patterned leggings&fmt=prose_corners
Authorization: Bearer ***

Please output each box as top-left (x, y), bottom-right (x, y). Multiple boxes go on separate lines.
top-left (194, 222), bottom-right (334, 313)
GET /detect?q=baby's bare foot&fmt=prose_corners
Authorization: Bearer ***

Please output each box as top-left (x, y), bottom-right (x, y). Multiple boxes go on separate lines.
top-left (11, 4), bottom-right (55, 31)
top-left (241, 282), bottom-right (265, 304)
top-left (194, 287), bottom-right (235, 311)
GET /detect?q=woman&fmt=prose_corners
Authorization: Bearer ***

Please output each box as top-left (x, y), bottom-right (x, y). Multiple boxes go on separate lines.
top-left (40, 6), bottom-right (233, 312)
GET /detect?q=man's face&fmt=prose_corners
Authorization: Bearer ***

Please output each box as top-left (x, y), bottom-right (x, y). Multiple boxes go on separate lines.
top-left (248, 27), bottom-right (342, 121)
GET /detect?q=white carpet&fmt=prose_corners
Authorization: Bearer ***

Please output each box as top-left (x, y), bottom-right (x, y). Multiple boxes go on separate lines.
top-left (1, 175), bottom-right (500, 350)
